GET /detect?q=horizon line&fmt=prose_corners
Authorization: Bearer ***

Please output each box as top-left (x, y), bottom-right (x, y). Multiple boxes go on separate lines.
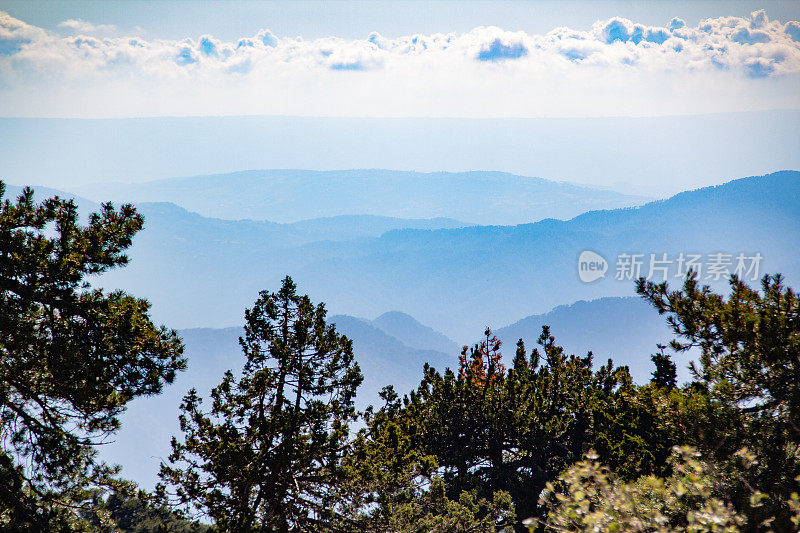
top-left (2, 108), bottom-right (799, 122)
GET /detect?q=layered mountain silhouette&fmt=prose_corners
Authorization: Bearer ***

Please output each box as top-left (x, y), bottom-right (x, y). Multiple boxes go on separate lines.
top-left (65, 170), bottom-right (796, 339)
top-left (5, 171), bottom-right (797, 340)
top-left (371, 311), bottom-right (461, 354)
top-left (494, 296), bottom-right (690, 383)
top-left (0, 185), bottom-right (471, 245)
top-left (75, 169), bottom-right (648, 225)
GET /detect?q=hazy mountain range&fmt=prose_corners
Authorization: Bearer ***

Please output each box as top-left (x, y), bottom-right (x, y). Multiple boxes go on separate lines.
top-left (371, 311), bottom-right (460, 355)
top-left (0, 183), bottom-right (471, 243)
top-left (74, 169), bottom-right (649, 225)
top-left (4, 170), bottom-right (798, 340)
top-left (87, 170), bottom-right (800, 340)
top-left (7, 168), bottom-right (798, 493)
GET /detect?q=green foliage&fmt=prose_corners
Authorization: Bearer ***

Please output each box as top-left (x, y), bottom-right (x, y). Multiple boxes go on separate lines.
top-left (160, 276), bottom-right (363, 532)
top-left (338, 384), bottom-right (440, 528)
top-left (537, 446), bottom-right (746, 532)
top-left (346, 274), bottom-right (800, 531)
top-left (354, 327), bottom-right (665, 529)
top-left (0, 183), bottom-right (186, 530)
top-left (92, 490), bottom-right (209, 532)
top-left (650, 346), bottom-right (677, 390)
top-left (638, 273), bottom-right (800, 528)
top-left (383, 477), bottom-right (515, 533)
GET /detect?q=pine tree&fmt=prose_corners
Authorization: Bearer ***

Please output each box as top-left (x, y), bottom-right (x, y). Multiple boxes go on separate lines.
top-left (0, 183), bottom-right (185, 530)
top-left (458, 327), bottom-right (505, 388)
top-left (160, 276), bottom-right (363, 532)
top-left (650, 345), bottom-right (677, 390)
top-left (360, 325), bottom-right (656, 530)
top-left (637, 273), bottom-right (800, 529)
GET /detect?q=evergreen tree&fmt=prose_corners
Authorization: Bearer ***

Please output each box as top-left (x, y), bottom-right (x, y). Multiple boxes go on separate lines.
top-left (638, 273), bottom-right (800, 529)
top-left (0, 183), bottom-right (185, 530)
top-left (358, 327), bottom-right (661, 530)
top-left (458, 328), bottom-right (505, 387)
top-left (91, 489), bottom-right (209, 532)
top-left (650, 345), bottom-right (677, 390)
top-left (160, 276), bottom-right (363, 532)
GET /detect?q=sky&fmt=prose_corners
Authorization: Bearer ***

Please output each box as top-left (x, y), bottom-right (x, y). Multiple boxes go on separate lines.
top-left (1, 1), bottom-right (799, 118)
top-left (2, 112), bottom-right (799, 195)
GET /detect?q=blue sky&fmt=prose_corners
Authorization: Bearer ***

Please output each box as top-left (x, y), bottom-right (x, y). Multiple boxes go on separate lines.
top-left (4, 1), bottom-right (800, 42)
top-left (1, 1), bottom-right (799, 118)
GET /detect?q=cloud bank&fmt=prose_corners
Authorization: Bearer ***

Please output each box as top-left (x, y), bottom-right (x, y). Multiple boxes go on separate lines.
top-left (1, 10), bottom-right (798, 117)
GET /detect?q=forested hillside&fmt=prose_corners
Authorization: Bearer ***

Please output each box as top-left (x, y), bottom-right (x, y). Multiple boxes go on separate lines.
top-left (1, 181), bottom-right (799, 531)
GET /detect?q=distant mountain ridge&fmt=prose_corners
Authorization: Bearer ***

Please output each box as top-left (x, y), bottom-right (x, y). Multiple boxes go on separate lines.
top-left (494, 296), bottom-right (688, 383)
top-left (0, 185), bottom-right (471, 245)
top-left (74, 169), bottom-right (650, 226)
top-left (4, 171), bottom-right (798, 340)
top-left (129, 203), bottom-right (474, 246)
top-left (372, 311), bottom-right (460, 355)
top-left (328, 314), bottom-right (455, 396)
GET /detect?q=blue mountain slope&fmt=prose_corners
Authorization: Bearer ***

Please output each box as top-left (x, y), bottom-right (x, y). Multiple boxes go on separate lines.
top-left (291, 171), bottom-right (800, 338)
top-left (372, 311), bottom-right (460, 355)
top-left (5, 171), bottom-right (797, 341)
top-left (329, 315), bottom-right (456, 398)
top-left (494, 297), bottom-right (689, 384)
top-left (75, 169), bottom-right (649, 225)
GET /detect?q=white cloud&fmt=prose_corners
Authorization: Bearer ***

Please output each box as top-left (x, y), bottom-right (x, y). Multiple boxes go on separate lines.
top-left (57, 19), bottom-right (119, 37)
top-left (0, 10), bottom-right (798, 117)
top-left (0, 11), bottom-right (49, 55)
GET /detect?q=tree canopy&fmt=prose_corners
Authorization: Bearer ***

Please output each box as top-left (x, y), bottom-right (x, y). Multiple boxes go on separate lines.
top-left (160, 276), bottom-right (363, 532)
top-left (0, 183), bottom-right (185, 530)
